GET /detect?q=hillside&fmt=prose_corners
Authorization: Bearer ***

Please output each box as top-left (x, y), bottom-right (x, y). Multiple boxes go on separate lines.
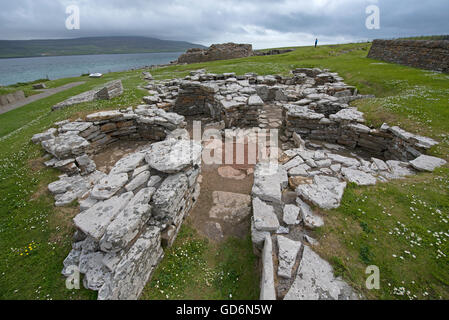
top-left (0, 36), bottom-right (206, 58)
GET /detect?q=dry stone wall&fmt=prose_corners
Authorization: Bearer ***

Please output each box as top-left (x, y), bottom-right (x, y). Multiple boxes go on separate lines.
top-left (51, 80), bottom-right (124, 111)
top-left (177, 43), bottom-right (253, 64)
top-left (368, 39), bottom-right (449, 73)
top-left (0, 90), bottom-right (25, 106)
top-left (32, 108), bottom-right (201, 300)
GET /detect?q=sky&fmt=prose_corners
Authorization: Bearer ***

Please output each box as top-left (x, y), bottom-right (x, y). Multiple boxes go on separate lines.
top-left (0, 0), bottom-right (448, 49)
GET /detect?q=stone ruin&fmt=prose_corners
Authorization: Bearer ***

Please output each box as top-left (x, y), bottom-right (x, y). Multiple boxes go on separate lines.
top-left (32, 67), bottom-right (447, 300)
top-left (51, 80), bottom-right (124, 111)
top-left (177, 43), bottom-right (253, 64)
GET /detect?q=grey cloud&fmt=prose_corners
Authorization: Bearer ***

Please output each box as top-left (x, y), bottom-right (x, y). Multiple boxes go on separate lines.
top-left (0, 0), bottom-right (447, 48)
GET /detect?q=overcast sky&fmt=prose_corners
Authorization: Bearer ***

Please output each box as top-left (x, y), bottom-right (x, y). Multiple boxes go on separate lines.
top-left (0, 0), bottom-right (448, 49)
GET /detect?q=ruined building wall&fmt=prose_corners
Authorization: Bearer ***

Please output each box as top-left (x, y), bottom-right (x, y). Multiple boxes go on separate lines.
top-left (367, 39), bottom-right (449, 73)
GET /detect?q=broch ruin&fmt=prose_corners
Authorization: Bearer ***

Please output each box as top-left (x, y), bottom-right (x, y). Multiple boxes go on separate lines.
top-left (32, 66), bottom-right (447, 300)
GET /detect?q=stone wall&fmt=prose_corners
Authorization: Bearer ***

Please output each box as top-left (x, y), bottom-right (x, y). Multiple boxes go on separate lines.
top-left (51, 80), bottom-right (124, 111)
top-left (367, 39), bottom-right (449, 73)
top-left (32, 109), bottom-right (201, 300)
top-left (0, 90), bottom-right (25, 106)
top-left (177, 43), bottom-right (253, 64)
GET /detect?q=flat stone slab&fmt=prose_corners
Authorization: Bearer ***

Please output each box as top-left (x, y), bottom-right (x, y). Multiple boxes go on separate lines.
top-left (341, 168), bottom-right (377, 186)
top-left (209, 191), bottom-right (251, 224)
top-left (296, 198), bottom-right (324, 228)
top-left (109, 152), bottom-right (146, 175)
top-left (277, 236), bottom-right (302, 279)
top-left (74, 192), bottom-right (133, 240)
top-left (100, 188), bottom-right (155, 253)
top-left (252, 197), bottom-right (280, 232)
top-left (329, 108), bottom-right (364, 123)
top-left (90, 173), bottom-right (129, 200)
top-left (248, 94), bottom-right (264, 106)
top-left (297, 175), bottom-right (346, 210)
top-left (284, 246), bottom-right (358, 300)
top-left (410, 155), bottom-right (447, 172)
top-left (252, 163), bottom-right (288, 208)
top-left (125, 171), bottom-right (151, 192)
top-left (260, 235), bottom-right (276, 300)
top-left (145, 139), bottom-right (202, 173)
top-left (41, 133), bottom-right (90, 159)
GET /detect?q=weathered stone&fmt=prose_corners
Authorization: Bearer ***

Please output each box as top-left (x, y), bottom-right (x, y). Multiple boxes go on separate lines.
top-left (90, 173), bottom-right (129, 200)
top-left (297, 175), bottom-right (346, 210)
top-left (98, 226), bottom-right (163, 300)
top-left (203, 222), bottom-right (224, 242)
top-left (42, 133), bottom-right (90, 159)
top-left (330, 108), bottom-right (364, 123)
top-left (100, 191), bottom-right (154, 253)
top-left (178, 43), bottom-right (253, 64)
top-left (277, 236), bottom-right (302, 279)
top-left (31, 128), bottom-right (57, 144)
top-left (145, 139), bottom-right (202, 174)
top-left (251, 218), bottom-right (271, 249)
top-left (260, 235), bottom-right (276, 300)
top-left (248, 94), bottom-right (264, 106)
top-left (76, 154), bottom-right (96, 175)
top-left (410, 155), bottom-right (447, 172)
top-left (252, 163), bottom-right (287, 209)
top-left (285, 246), bottom-right (358, 300)
top-left (296, 198), bottom-right (324, 228)
top-left (341, 168), bottom-right (377, 186)
top-left (283, 204), bottom-right (301, 225)
top-left (252, 198), bottom-right (280, 232)
top-left (110, 152), bottom-right (146, 175)
top-left (217, 166), bottom-right (246, 180)
top-left (125, 171), bottom-right (150, 192)
top-left (73, 192), bottom-right (133, 240)
top-left (152, 173), bottom-right (189, 224)
top-left (327, 154), bottom-right (360, 167)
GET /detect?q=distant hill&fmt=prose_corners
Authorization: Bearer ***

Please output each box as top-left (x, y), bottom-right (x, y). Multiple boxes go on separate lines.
top-left (0, 36), bottom-right (206, 58)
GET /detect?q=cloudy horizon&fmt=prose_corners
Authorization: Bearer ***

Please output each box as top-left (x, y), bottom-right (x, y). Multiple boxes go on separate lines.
top-left (0, 0), bottom-right (448, 49)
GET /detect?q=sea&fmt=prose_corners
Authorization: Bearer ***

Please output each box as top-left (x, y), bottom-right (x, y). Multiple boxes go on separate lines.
top-left (0, 51), bottom-right (183, 86)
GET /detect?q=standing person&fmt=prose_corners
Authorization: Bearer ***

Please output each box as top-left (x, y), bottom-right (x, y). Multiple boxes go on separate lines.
top-left (315, 38), bottom-right (318, 48)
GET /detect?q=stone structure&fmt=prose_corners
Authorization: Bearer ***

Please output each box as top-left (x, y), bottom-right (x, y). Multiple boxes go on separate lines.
top-left (33, 108), bottom-right (200, 300)
top-left (51, 80), bottom-right (124, 111)
top-left (177, 43), bottom-right (253, 64)
top-left (0, 90), bottom-right (25, 106)
top-left (368, 39), bottom-right (449, 73)
top-left (32, 66), bottom-right (447, 300)
top-left (254, 49), bottom-right (295, 56)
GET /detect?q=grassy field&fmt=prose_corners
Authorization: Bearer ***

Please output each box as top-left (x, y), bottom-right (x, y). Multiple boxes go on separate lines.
top-left (0, 42), bottom-right (447, 300)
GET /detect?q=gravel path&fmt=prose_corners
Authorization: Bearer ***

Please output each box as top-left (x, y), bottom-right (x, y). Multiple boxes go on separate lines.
top-left (0, 81), bottom-right (85, 115)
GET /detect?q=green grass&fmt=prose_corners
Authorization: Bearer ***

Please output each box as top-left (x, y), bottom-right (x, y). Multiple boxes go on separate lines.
top-left (0, 42), bottom-right (448, 300)
top-left (140, 225), bottom-right (259, 300)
